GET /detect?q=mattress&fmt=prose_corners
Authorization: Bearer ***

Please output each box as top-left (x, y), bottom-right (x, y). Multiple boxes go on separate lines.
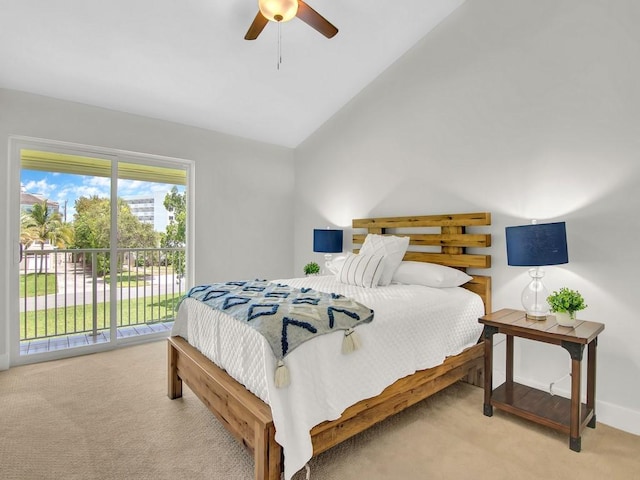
top-left (171, 275), bottom-right (484, 480)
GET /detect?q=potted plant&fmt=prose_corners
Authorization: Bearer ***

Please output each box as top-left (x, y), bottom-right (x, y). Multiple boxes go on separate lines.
top-left (547, 287), bottom-right (587, 326)
top-left (303, 262), bottom-right (320, 276)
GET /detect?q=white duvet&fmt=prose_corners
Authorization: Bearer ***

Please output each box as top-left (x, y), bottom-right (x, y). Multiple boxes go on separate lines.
top-left (171, 276), bottom-right (484, 480)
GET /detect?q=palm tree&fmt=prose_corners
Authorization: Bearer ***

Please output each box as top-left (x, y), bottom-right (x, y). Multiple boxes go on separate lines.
top-left (21, 200), bottom-right (74, 273)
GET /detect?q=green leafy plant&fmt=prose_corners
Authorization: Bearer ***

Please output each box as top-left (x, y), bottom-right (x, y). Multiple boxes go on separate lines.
top-left (547, 287), bottom-right (587, 314)
top-left (303, 262), bottom-right (320, 275)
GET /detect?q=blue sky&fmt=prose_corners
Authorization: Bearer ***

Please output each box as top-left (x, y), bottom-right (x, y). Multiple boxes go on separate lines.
top-left (21, 170), bottom-right (182, 223)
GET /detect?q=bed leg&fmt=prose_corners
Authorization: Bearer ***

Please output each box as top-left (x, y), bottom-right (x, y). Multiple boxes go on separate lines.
top-left (254, 422), bottom-right (282, 480)
top-left (463, 363), bottom-right (484, 387)
top-left (167, 340), bottom-right (183, 399)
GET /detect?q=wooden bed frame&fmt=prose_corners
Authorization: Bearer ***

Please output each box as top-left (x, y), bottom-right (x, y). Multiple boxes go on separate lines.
top-left (168, 212), bottom-right (492, 480)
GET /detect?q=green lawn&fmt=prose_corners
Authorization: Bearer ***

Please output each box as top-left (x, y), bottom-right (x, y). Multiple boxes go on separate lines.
top-left (20, 293), bottom-right (183, 340)
top-left (20, 273), bottom-right (57, 298)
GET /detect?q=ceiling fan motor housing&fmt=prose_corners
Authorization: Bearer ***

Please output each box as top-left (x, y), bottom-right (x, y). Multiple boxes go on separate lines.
top-left (259, 0), bottom-right (299, 23)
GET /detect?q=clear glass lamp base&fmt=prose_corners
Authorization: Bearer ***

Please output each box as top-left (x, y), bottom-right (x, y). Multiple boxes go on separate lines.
top-left (522, 267), bottom-right (550, 320)
top-left (323, 253), bottom-right (333, 275)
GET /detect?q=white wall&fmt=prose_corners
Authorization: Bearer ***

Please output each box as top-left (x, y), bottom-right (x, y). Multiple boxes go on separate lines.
top-left (0, 88), bottom-right (295, 369)
top-left (294, 0), bottom-right (640, 434)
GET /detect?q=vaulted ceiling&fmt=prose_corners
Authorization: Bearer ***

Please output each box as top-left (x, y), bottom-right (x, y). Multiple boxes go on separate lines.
top-left (0, 0), bottom-right (465, 147)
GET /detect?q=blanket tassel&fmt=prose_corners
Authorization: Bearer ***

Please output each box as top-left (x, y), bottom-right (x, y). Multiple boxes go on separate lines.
top-left (275, 360), bottom-right (290, 388)
top-left (342, 328), bottom-right (361, 354)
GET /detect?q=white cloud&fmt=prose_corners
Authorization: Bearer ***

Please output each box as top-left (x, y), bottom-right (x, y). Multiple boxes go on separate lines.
top-left (150, 183), bottom-right (173, 194)
top-left (85, 176), bottom-right (111, 188)
top-left (23, 179), bottom-right (57, 198)
top-left (118, 179), bottom-right (145, 194)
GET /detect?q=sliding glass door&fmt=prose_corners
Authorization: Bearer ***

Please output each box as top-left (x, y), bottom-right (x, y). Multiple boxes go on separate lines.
top-left (9, 137), bottom-right (191, 364)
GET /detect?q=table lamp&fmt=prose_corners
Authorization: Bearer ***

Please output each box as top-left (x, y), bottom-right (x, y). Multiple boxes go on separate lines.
top-left (505, 221), bottom-right (568, 319)
top-left (313, 228), bottom-right (343, 273)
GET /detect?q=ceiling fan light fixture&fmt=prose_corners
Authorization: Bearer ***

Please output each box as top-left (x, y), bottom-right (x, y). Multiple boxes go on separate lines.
top-left (258, 0), bottom-right (298, 23)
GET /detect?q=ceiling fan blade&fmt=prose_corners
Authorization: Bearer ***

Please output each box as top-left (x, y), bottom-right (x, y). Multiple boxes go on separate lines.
top-left (245, 11), bottom-right (269, 40)
top-left (296, 1), bottom-right (338, 38)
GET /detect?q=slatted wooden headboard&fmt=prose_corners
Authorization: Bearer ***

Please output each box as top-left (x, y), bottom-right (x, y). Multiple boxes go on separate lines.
top-left (352, 212), bottom-right (492, 313)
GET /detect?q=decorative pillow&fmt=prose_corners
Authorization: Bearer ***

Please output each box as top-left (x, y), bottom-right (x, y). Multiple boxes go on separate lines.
top-left (337, 252), bottom-right (385, 288)
top-left (326, 255), bottom-right (347, 275)
top-left (359, 234), bottom-right (410, 286)
top-left (391, 261), bottom-right (473, 288)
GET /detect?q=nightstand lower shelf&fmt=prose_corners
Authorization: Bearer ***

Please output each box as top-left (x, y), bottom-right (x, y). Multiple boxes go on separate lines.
top-left (491, 382), bottom-right (594, 434)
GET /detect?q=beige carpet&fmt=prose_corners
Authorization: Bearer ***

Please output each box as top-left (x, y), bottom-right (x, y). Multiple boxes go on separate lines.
top-left (1, 341), bottom-right (639, 480)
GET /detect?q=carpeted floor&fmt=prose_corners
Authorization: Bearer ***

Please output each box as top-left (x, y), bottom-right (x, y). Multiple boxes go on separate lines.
top-left (1, 340), bottom-right (639, 480)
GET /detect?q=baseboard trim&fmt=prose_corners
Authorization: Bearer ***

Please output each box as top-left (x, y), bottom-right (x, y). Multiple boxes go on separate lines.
top-left (0, 352), bottom-right (9, 371)
top-left (595, 399), bottom-right (640, 436)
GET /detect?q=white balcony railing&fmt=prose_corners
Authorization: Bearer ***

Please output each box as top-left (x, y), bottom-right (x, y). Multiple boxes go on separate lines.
top-left (20, 247), bottom-right (186, 343)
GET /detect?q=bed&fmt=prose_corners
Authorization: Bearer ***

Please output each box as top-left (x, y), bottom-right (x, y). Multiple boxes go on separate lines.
top-left (168, 212), bottom-right (492, 480)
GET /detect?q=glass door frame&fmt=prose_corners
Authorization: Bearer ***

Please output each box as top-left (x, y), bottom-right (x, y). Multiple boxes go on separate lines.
top-left (8, 135), bottom-right (194, 366)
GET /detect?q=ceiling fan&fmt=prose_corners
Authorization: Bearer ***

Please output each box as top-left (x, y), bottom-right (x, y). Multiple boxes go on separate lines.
top-left (245, 0), bottom-right (338, 40)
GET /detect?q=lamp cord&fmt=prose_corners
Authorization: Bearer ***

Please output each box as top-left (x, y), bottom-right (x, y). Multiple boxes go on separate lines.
top-left (534, 267), bottom-right (539, 312)
top-left (550, 372), bottom-right (571, 396)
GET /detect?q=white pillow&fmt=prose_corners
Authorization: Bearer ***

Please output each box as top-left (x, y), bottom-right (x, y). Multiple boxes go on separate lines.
top-left (391, 261), bottom-right (473, 288)
top-left (337, 252), bottom-right (385, 288)
top-left (359, 234), bottom-right (410, 286)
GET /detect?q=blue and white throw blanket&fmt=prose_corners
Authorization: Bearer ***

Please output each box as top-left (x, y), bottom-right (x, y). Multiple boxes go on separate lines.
top-left (185, 280), bottom-right (374, 387)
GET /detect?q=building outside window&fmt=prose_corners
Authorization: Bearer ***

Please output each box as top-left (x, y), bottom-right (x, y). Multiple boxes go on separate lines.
top-left (122, 191), bottom-right (173, 233)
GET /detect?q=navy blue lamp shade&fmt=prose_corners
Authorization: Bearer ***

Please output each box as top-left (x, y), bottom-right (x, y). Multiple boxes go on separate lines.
top-left (313, 229), bottom-right (343, 253)
top-left (505, 221), bottom-right (568, 319)
top-left (505, 222), bottom-right (568, 267)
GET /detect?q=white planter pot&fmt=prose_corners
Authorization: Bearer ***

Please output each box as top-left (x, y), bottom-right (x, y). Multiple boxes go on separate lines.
top-left (555, 311), bottom-right (576, 327)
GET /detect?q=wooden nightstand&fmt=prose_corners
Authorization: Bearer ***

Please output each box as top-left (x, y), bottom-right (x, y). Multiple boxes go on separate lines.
top-left (479, 308), bottom-right (605, 452)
